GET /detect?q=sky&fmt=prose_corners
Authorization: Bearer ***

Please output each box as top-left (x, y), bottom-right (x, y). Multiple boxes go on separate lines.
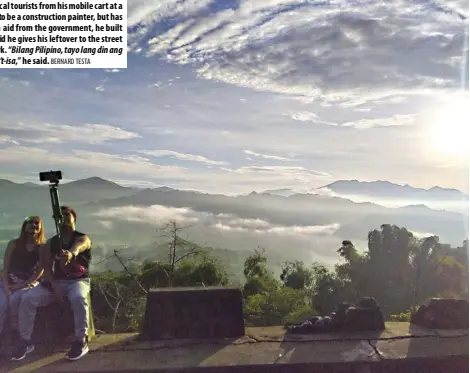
top-left (0, 0), bottom-right (469, 195)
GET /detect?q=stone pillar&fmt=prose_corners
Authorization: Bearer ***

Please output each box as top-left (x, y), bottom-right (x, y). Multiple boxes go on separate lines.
top-left (143, 286), bottom-right (244, 340)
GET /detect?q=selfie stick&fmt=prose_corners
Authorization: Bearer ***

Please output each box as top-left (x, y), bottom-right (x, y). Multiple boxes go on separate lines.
top-left (48, 179), bottom-right (63, 240)
top-left (39, 170), bottom-right (64, 250)
top-left (39, 171), bottom-right (63, 288)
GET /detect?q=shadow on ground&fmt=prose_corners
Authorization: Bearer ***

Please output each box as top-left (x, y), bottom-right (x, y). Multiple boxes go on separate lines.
top-left (1, 324), bottom-right (468, 373)
top-left (370, 323), bottom-right (469, 373)
top-left (278, 328), bottom-right (383, 365)
top-left (0, 333), bottom-right (239, 373)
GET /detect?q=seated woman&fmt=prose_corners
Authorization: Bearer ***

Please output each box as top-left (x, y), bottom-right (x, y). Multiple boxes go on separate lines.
top-left (0, 216), bottom-right (46, 337)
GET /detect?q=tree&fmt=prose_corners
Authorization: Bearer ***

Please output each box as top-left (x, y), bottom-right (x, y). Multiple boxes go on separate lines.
top-left (311, 263), bottom-right (346, 315)
top-left (139, 260), bottom-right (172, 289)
top-left (242, 248), bottom-right (279, 297)
top-left (97, 281), bottom-right (122, 333)
top-left (362, 225), bottom-right (416, 315)
top-left (412, 237), bottom-right (469, 303)
top-left (91, 270), bottom-right (146, 333)
top-left (138, 252), bottom-right (229, 290)
top-left (412, 236), bottom-right (440, 304)
top-left (157, 221), bottom-right (208, 286)
top-left (172, 257), bottom-right (229, 287)
top-left (337, 240), bottom-right (359, 263)
top-left (280, 260), bottom-right (314, 290)
top-left (244, 286), bottom-right (311, 326)
top-left (243, 247), bottom-right (270, 278)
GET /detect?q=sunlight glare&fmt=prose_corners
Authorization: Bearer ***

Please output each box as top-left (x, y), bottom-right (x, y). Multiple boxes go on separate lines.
top-left (430, 98), bottom-right (470, 158)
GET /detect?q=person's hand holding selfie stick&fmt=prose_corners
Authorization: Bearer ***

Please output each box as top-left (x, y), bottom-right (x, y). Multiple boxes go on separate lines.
top-left (60, 249), bottom-right (74, 266)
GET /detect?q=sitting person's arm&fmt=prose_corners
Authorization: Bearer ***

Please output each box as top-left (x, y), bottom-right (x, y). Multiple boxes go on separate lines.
top-left (17, 264), bottom-right (44, 289)
top-left (9, 243), bottom-right (45, 291)
top-left (41, 239), bottom-right (56, 287)
top-left (62, 234), bottom-right (91, 264)
top-left (1, 240), bottom-right (15, 295)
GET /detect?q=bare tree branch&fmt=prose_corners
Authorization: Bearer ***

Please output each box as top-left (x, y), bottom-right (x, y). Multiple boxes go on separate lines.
top-left (98, 281), bottom-right (123, 333)
top-left (160, 266), bottom-right (171, 283)
top-left (113, 249), bottom-right (148, 294)
top-left (112, 299), bottom-right (122, 333)
top-left (103, 286), bottom-right (118, 301)
top-left (114, 281), bottom-right (122, 298)
top-left (98, 283), bottom-right (115, 311)
top-left (173, 249), bottom-right (204, 265)
top-left (155, 220), bottom-right (212, 287)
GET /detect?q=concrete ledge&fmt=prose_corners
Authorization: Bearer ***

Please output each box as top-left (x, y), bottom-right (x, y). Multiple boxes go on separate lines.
top-left (13, 356), bottom-right (467, 373)
top-left (1, 323), bottom-right (467, 373)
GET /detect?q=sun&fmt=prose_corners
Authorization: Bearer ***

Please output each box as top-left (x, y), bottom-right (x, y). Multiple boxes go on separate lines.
top-left (430, 99), bottom-right (470, 158)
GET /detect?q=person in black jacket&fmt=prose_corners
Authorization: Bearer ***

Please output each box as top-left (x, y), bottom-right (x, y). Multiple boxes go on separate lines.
top-left (12, 206), bottom-right (92, 362)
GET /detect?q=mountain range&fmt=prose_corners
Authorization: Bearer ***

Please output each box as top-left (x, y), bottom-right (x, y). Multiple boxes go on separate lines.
top-left (0, 177), bottom-right (468, 271)
top-left (264, 180), bottom-right (468, 213)
top-left (320, 180), bottom-right (467, 200)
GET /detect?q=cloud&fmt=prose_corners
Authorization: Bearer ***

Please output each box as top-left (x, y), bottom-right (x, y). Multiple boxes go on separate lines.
top-left (0, 0), bottom-right (467, 194)
top-left (98, 220), bottom-right (114, 229)
top-left (91, 203), bottom-right (344, 265)
top-left (313, 187), bottom-right (338, 197)
top-left (410, 230), bottom-right (437, 239)
top-left (288, 110), bottom-right (339, 125)
top-left (93, 204), bottom-right (199, 224)
top-left (127, 0), bottom-right (214, 28)
top-left (0, 147), bottom-right (186, 177)
top-left (289, 111), bottom-right (319, 122)
top-left (93, 203), bottom-right (340, 237)
top-left (131, 0), bottom-right (468, 105)
top-left (341, 114), bottom-right (416, 129)
top-left (140, 149), bottom-right (226, 165)
top-left (0, 136), bottom-right (19, 145)
top-left (0, 146), bottom-right (334, 193)
top-left (315, 186), bottom-right (469, 214)
top-left (229, 165), bottom-right (331, 179)
top-left (243, 150), bottom-right (292, 161)
top-left (0, 121), bottom-right (140, 144)
top-left (214, 221), bottom-right (340, 236)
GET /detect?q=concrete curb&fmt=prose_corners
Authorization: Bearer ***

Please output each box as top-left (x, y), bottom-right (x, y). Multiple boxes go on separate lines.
top-left (36, 355), bottom-right (469, 373)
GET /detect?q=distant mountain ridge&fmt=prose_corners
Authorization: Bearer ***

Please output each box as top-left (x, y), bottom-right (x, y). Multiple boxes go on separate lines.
top-left (319, 180), bottom-right (468, 200)
top-left (67, 176), bottom-right (124, 187)
top-left (260, 180), bottom-right (468, 215)
top-left (0, 176), bottom-right (468, 264)
top-left (2, 177), bottom-right (467, 197)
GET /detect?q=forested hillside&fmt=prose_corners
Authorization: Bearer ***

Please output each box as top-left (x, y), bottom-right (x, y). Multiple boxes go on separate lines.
top-left (90, 222), bottom-right (469, 333)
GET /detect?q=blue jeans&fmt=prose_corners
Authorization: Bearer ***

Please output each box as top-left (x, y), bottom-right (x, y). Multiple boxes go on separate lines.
top-left (18, 278), bottom-right (90, 341)
top-left (0, 281), bottom-right (35, 335)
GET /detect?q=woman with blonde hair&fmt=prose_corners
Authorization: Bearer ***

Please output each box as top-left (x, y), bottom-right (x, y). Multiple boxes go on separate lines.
top-left (0, 216), bottom-right (46, 336)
